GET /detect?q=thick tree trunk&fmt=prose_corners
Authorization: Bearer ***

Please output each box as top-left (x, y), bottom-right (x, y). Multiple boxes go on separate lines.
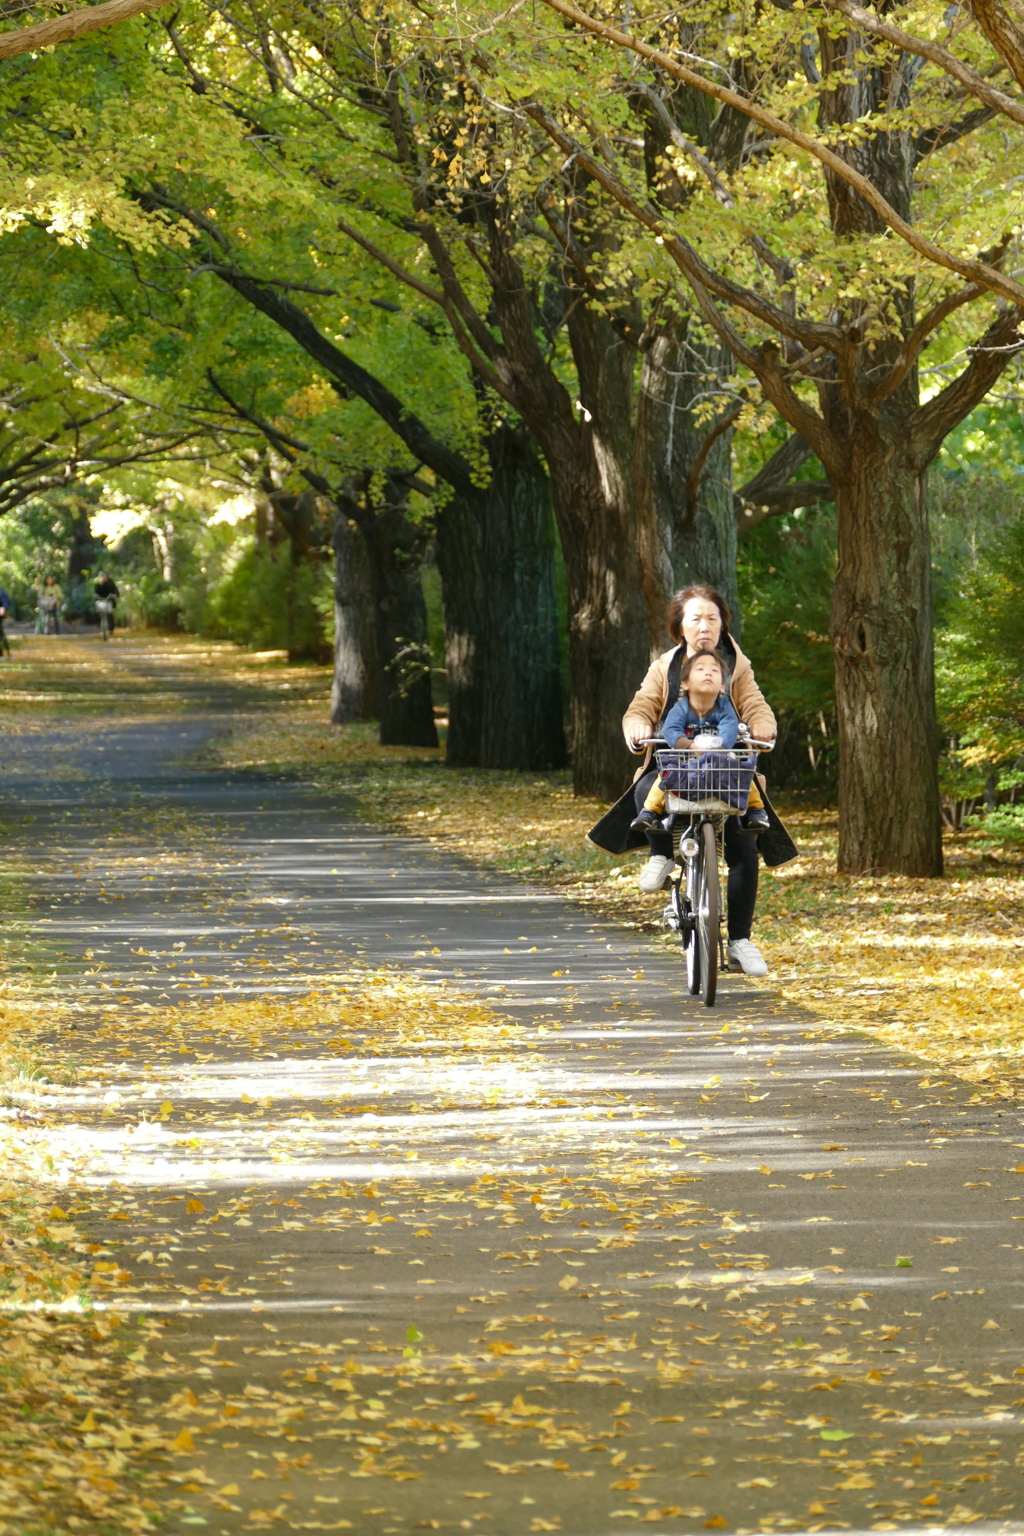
top-left (330, 509), bottom-right (378, 723)
top-left (635, 320), bottom-right (740, 639)
top-left (347, 477), bottom-right (437, 749)
top-left (478, 425), bottom-right (566, 770)
top-left (831, 439), bottom-right (942, 875)
top-left (540, 398), bottom-right (650, 799)
top-left (554, 307), bottom-right (650, 799)
top-left (484, 238), bottom-right (649, 799)
top-left (434, 491), bottom-right (485, 767)
top-left (436, 426), bottom-right (566, 770)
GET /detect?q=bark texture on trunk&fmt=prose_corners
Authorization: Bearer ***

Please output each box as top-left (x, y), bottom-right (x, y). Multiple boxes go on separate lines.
top-left (435, 426), bottom-right (566, 770)
top-left (635, 318), bottom-right (740, 637)
top-left (557, 307), bottom-right (650, 798)
top-left (486, 237), bottom-right (649, 798)
top-left (434, 491), bottom-right (485, 767)
top-left (477, 424), bottom-right (566, 770)
top-left (330, 509), bottom-right (378, 723)
top-left (345, 476), bottom-right (437, 748)
top-left (831, 436), bottom-right (942, 875)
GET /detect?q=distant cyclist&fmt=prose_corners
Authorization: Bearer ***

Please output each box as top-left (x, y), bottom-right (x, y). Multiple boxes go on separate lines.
top-left (0, 585), bottom-right (11, 657)
top-left (36, 574), bottom-right (63, 635)
top-left (93, 570), bottom-right (120, 639)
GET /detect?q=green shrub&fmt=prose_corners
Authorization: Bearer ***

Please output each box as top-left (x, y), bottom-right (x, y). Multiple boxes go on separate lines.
top-left (206, 539), bottom-right (332, 660)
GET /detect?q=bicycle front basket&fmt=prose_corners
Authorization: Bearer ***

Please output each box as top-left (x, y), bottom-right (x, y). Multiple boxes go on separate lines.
top-left (655, 748), bottom-right (758, 813)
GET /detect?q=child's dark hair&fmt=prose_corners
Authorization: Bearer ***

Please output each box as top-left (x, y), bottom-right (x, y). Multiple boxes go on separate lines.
top-left (679, 647), bottom-right (728, 687)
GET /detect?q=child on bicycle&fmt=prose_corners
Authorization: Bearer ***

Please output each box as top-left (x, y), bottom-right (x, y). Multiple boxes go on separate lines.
top-left (631, 648), bottom-right (769, 833)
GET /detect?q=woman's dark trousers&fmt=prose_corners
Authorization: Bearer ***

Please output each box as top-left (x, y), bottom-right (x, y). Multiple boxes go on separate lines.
top-left (633, 770), bottom-right (758, 942)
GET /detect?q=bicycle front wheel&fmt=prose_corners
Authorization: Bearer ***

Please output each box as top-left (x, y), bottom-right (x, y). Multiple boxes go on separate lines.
top-left (695, 821), bottom-right (720, 1007)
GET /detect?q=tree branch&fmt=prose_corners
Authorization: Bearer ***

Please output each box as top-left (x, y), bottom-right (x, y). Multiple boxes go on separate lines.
top-left (969, 0), bottom-right (1024, 93)
top-left (535, 192), bottom-right (641, 350)
top-left (534, 0), bottom-right (1024, 310)
top-left (914, 105), bottom-right (996, 160)
top-left (215, 267), bottom-right (480, 498)
top-left (910, 304), bottom-right (1024, 466)
top-left (522, 103), bottom-right (842, 471)
top-left (733, 432), bottom-right (834, 531)
top-left (206, 370), bottom-right (312, 465)
top-left (631, 79), bottom-right (795, 286)
top-left (334, 213), bottom-right (515, 399)
top-left (822, 0), bottom-right (1024, 128)
top-left (686, 402), bottom-right (743, 514)
top-left (0, 0), bottom-right (174, 60)
top-left (139, 188), bottom-right (482, 499)
top-left (737, 479), bottom-right (833, 531)
top-left (522, 103), bottom-right (842, 352)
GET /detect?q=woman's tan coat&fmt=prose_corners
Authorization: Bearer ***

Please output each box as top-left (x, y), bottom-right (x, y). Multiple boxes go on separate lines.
top-left (622, 639), bottom-right (776, 781)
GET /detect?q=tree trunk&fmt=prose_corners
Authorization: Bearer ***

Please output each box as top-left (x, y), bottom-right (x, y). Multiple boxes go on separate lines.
top-left (484, 235), bottom-right (650, 799)
top-left (831, 437), bottom-right (943, 875)
top-left (553, 307), bottom-right (651, 799)
top-left (67, 498), bottom-right (100, 591)
top-left (434, 490), bottom-right (485, 767)
top-left (347, 476), bottom-right (437, 748)
top-left (635, 319), bottom-right (740, 640)
top-left (478, 424), bottom-right (566, 769)
top-left (330, 508), bottom-right (378, 723)
top-left (435, 425), bottom-right (567, 770)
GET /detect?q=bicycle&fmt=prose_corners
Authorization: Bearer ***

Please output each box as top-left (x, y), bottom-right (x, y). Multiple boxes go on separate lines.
top-left (640, 732), bottom-right (772, 1007)
top-left (95, 595), bottom-right (115, 641)
top-left (36, 597), bottom-right (60, 635)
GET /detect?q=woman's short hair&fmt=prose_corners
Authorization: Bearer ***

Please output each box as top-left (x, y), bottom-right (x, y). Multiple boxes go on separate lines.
top-left (679, 647), bottom-right (728, 687)
top-left (668, 583), bottom-right (732, 643)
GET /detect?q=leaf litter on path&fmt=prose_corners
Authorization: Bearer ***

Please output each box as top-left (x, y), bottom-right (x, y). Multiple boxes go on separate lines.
top-left (3, 635), bottom-right (1024, 1533)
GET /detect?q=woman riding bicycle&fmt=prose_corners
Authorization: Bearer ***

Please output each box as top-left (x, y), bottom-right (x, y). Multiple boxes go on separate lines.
top-left (622, 584), bottom-right (776, 978)
top-left (93, 570), bottom-right (120, 637)
top-left (36, 574), bottom-right (63, 634)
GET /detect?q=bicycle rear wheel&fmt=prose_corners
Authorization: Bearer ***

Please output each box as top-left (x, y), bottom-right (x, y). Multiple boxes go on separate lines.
top-left (695, 821), bottom-right (720, 1007)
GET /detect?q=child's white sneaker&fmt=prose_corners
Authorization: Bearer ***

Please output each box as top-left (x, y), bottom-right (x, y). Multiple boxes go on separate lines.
top-left (639, 855), bottom-right (674, 893)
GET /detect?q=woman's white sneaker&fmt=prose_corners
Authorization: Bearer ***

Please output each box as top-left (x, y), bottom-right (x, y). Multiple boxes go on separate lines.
top-left (727, 939), bottom-right (768, 976)
top-left (638, 855), bottom-right (674, 893)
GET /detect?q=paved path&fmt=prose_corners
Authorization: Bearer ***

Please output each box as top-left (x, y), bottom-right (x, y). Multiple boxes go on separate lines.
top-left (3, 636), bottom-right (1024, 1536)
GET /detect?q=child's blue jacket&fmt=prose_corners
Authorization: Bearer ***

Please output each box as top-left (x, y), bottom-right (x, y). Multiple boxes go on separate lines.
top-left (662, 692), bottom-right (740, 749)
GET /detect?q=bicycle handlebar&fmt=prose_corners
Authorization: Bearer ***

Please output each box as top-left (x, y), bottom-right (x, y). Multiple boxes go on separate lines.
top-left (636, 735), bottom-right (775, 750)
